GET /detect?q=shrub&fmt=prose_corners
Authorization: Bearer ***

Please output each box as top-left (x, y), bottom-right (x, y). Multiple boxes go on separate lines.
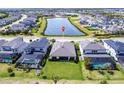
top-left (107, 70), bottom-right (114, 75)
top-left (9, 72), bottom-right (15, 77)
top-left (35, 82), bottom-right (39, 84)
top-left (42, 76), bottom-right (47, 79)
top-left (87, 76), bottom-right (92, 80)
top-left (98, 70), bottom-right (105, 75)
top-left (51, 75), bottom-right (60, 84)
top-left (50, 39), bottom-right (56, 43)
top-left (100, 80), bottom-right (108, 84)
top-left (7, 67), bottom-right (13, 73)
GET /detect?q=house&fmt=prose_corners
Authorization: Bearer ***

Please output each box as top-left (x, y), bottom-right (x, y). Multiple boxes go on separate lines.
top-left (16, 52), bottom-right (44, 69)
top-left (49, 41), bottom-right (76, 61)
top-left (24, 37), bottom-right (49, 54)
top-left (16, 38), bottom-right (50, 69)
top-left (0, 39), bottom-right (7, 50)
top-left (0, 37), bottom-right (28, 63)
top-left (103, 40), bottom-right (124, 67)
top-left (79, 41), bottom-right (115, 69)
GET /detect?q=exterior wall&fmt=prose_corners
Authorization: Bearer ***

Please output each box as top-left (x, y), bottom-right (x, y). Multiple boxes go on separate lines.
top-left (49, 56), bottom-right (76, 61)
top-left (84, 49), bottom-right (107, 54)
top-left (103, 42), bottom-right (118, 61)
top-left (118, 51), bottom-right (124, 55)
top-left (0, 54), bottom-right (18, 63)
top-left (2, 46), bottom-right (12, 51)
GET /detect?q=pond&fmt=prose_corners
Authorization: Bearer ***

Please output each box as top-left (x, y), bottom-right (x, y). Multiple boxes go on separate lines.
top-left (44, 18), bottom-right (85, 36)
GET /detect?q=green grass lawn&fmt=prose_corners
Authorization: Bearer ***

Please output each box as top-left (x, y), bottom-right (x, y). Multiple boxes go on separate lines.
top-left (1, 61), bottom-right (124, 83)
top-left (0, 13), bottom-right (8, 18)
top-left (41, 61), bottom-right (83, 80)
top-left (38, 17), bottom-right (47, 35)
top-left (0, 63), bottom-right (38, 79)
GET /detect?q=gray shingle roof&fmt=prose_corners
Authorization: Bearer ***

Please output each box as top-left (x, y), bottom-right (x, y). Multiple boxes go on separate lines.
top-left (26, 37), bottom-right (49, 49)
top-left (118, 56), bottom-right (124, 67)
top-left (82, 41), bottom-right (106, 50)
top-left (17, 52), bottom-right (43, 64)
top-left (0, 39), bottom-right (7, 48)
top-left (50, 41), bottom-right (76, 57)
top-left (2, 37), bottom-right (24, 49)
top-left (104, 40), bottom-right (124, 51)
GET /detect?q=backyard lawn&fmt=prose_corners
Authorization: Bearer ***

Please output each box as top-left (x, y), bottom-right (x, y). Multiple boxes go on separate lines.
top-left (0, 63), bottom-right (38, 78)
top-left (41, 61), bottom-right (83, 80)
top-left (1, 61), bottom-right (124, 83)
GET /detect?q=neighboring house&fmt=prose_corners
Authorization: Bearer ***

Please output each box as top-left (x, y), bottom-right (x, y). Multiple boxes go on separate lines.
top-left (24, 37), bottom-right (49, 54)
top-left (16, 38), bottom-right (50, 69)
top-left (103, 40), bottom-right (124, 67)
top-left (49, 41), bottom-right (76, 61)
top-left (0, 40), bottom-right (7, 50)
top-left (0, 37), bottom-right (28, 63)
top-left (79, 41), bottom-right (115, 69)
top-left (79, 41), bottom-right (107, 59)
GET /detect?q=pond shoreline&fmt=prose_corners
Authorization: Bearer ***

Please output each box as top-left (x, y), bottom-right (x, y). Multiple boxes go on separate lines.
top-left (44, 17), bottom-right (85, 36)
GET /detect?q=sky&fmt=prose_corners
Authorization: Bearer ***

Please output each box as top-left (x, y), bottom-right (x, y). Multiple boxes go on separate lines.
top-left (0, 0), bottom-right (124, 8)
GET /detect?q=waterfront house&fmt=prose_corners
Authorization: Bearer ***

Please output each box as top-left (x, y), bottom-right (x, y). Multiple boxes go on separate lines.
top-left (49, 41), bottom-right (76, 61)
top-left (103, 40), bottom-right (124, 67)
top-left (16, 38), bottom-right (50, 69)
top-left (24, 37), bottom-right (49, 54)
top-left (79, 41), bottom-right (115, 69)
top-left (0, 40), bottom-right (7, 50)
top-left (0, 37), bottom-right (28, 63)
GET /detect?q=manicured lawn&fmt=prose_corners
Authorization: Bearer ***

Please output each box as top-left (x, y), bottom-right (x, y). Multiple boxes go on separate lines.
top-left (1, 62), bottom-right (124, 83)
top-left (0, 13), bottom-right (8, 18)
top-left (41, 61), bottom-right (83, 80)
top-left (0, 63), bottom-right (38, 78)
top-left (38, 17), bottom-right (47, 35)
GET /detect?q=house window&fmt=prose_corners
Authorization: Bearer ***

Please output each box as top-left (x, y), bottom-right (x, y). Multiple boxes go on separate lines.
top-left (92, 50), bottom-right (97, 54)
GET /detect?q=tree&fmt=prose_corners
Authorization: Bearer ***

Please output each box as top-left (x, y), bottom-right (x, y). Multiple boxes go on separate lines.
top-left (98, 67), bottom-right (104, 75)
top-left (84, 57), bottom-right (92, 70)
top-left (50, 39), bottom-right (56, 44)
top-left (9, 72), bottom-right (15, 77)
top-left (29, 39), bottom-right (32, 42)
top-left (105, 63), bottom-right (114, 75)
top-left (7, 67), bottom-right (13, 73)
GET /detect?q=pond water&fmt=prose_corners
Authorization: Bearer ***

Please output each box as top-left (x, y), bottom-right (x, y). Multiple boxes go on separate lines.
top-left (44, 18), bottom-right (85, 36)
